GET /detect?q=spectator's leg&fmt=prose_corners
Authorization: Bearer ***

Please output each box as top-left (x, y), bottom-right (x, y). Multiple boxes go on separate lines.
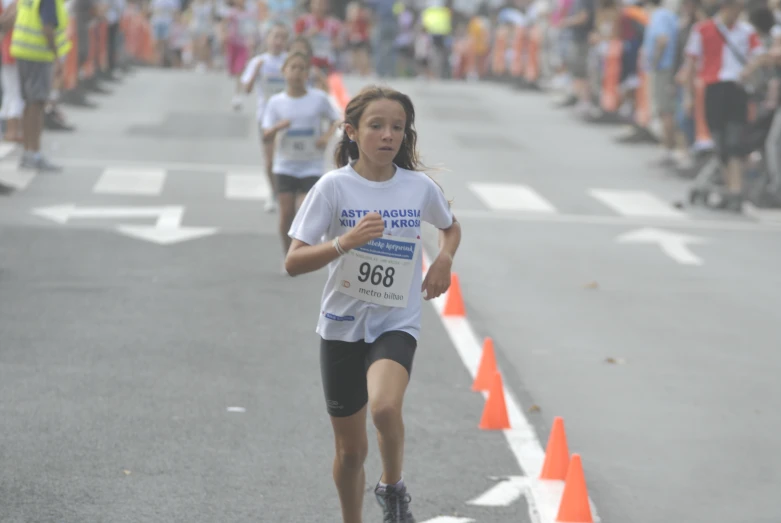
top-left (653, 68), bottom-right (678, 165)
top-left (722, 83), bottom-right (749, 199)
top-left (108, 22), bottom-right (120, 75)
top-left (18, 60), bottom-right (60, 172)
top-left (764, 107), bottom-right (781, 194)
top-left (572, 40), bottom-right (591, 114)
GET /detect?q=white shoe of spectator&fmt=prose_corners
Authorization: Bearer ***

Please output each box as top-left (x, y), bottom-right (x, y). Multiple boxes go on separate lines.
top-left (674, 150), bottom-right (694, 170)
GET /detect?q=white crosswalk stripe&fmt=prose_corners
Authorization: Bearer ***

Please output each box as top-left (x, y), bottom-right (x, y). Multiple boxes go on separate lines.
top-left (0, 161), bottom-right (36, 190)
top-left (588, 188), bottom-right (686, 219)
top-left (4, 163), bottom-right (747, 224)
top-left (467, 182), bottom-right (557, 213)
top-left (0, 143), bottom-right (17, 160)
top-left (224, 173), bottom-right (272, 200)
top-left (92, 167), bottom-right (167, 196)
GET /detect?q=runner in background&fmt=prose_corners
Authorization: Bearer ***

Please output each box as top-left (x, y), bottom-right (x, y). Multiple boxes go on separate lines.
top-left (393, 2), bottom-right (417, 77)
top-left (365, 0), bottom-right (396, 77)
top-left (466, 2), bottom-right (491, 81)
top-left (290, 35), bottom-right (329, 90)
top-left (294, 0), bottom-right (343, 74)
top-left (190, 0), bottom-right (215, 71)
top-left (344, 1), bottom-right (372, 76)
top-left (150, 0), bottom-right (180, 66)
top-left (242, 22), bottom-right (289, 212)
top-left (224, 0), bottom-right (259, 110)
top-left (261, 51), bottom-right (341, 263)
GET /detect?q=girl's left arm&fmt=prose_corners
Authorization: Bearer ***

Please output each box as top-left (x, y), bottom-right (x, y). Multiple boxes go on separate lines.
top-left (422, 217), bottom-right (461, 300)
top-left (436, 216), bottom-right (461, 265)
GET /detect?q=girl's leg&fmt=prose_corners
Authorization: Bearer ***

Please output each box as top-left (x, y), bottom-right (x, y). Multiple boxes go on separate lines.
top-left (276, 180), bottom-right (296, 255)
top-left (330, 407), bottom-right (369, 523)
top-left (262, 138), bottom-right (277, 212)
top-left (322, 338), bottom-right (371, 523)
top-left (367, 359), bottom-right (409, 484)
top-left (366, 331), bottom-right (417, 522)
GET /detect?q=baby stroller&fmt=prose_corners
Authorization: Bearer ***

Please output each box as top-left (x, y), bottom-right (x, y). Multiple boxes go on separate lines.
top-left (687, 105), bottom-right (777, 210)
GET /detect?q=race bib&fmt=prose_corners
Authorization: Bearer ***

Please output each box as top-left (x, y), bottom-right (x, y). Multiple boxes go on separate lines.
top-left (261, 75), bottom-right (286, 98)
top-left (279, 128), bottom-right (320, 161)
top-left (337, 236), bottom-right (419, 308)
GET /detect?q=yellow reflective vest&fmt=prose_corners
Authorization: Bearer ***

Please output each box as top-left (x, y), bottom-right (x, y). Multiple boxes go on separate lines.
top-left (10, 0), bottom-right (72, 62)
top-left (422, 6), bottom-right (451, 36)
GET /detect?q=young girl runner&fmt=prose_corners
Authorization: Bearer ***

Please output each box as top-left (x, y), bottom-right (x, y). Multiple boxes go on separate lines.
top-left (224, 0), bottom-right (258, 110)
top-left (242, 22), bottom-right (289, 212)
top-left (262, 52), bottom-right (341, 261)
top-left (289, 35), bottom-right (329, 91)
top-left (284, 86), bottom-right (461, 523)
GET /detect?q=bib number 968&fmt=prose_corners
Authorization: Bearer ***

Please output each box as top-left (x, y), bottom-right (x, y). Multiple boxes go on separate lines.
top-left (357, 262), bottom-right (395, 288)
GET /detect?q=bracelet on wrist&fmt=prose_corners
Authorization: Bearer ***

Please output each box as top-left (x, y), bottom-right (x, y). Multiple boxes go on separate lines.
top-left (333, 236), bottom-right (347, 256)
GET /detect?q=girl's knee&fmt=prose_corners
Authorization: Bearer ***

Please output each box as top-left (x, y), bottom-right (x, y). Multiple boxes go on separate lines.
top-left (335, 439), bottom-right (369, 469)
top-left (370, 402), bottom-right (402, 434)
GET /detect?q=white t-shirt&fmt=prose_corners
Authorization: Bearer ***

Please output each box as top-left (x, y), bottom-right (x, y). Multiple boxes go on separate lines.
top-left (262, 89), bottom-right (341, 177)
top-left (241, 51), bottom-right (287, 121)
top-left (288, 163), bottom-right (454, 343)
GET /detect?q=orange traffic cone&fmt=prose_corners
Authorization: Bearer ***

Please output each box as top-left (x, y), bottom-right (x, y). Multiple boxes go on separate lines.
top-left (472, 338), bottom-right (497, 391)
top-left (443, 273), bottom-right (466, 317)
top-left (479, 371), bottom-right (510, 430)
top-left (555, 454), bottom-right (593, 523)
top-left (540, 417), bottom-right (570, 480)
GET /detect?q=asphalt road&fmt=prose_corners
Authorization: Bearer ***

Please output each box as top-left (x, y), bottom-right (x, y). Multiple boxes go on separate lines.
top-left (340, 76), bottom-right (781, 523)
top-left (1, 67), bottom-right (780, 523)
top-left (0, 69), bottom-right (528, 523)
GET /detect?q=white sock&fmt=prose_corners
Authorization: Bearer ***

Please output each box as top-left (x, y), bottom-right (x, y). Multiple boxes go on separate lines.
top-left (379, 476), bottom-right (404, 489)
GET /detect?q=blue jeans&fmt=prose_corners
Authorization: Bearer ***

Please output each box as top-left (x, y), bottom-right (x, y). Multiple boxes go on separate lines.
top-left (676, 86), bottom-right (695, 146)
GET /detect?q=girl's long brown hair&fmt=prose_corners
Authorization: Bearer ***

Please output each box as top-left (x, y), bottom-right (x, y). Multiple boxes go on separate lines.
top-left (334, 86), bottom-right (423, 171)
top-left (334, 85), bottom-right (452, 205)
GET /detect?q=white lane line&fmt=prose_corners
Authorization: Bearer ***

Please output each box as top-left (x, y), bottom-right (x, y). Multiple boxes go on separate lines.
top-left (422, 249), bottom-right (600, 523)
top-left (468, 182), bottom-right (558, 213)
top-left (0, 164), bottom-right (36, 190)
top-left (93, 167), bottom-right (167, 196)
top-left (589, 189), bottom-right (687, 220)
top-left (225, 173), bottom-right (271, 200)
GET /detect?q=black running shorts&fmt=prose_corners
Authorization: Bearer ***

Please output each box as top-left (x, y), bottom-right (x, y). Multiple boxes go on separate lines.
top-left (320, 331), bottom-right (417, 418)
top-left (275, 174), bottom-right (320, 194)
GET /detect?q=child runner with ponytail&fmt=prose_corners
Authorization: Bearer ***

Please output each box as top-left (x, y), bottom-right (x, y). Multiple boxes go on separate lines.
top-left (262, 52), bottom-right (341, 264)
top-left (285, 86), bottom-right (462, 523)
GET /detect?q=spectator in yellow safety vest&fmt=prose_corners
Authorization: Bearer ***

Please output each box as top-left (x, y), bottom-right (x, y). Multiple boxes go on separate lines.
top-left (9, 0), bottom-right (71, 171)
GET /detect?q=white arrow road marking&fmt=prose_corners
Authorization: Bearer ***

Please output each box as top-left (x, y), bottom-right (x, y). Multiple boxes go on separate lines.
top-left (31, 204), bottom-right (218, 245)
top-left (467, 476), bottom-right (529, 507)
top-left (32, 204), bottom-right (180, 225)
top-left (116, 225), bottom-right (217, 245)
top-left (616, 227), bottom-right (708, 266)
top-left (419, 517), bottom-right (475, 523)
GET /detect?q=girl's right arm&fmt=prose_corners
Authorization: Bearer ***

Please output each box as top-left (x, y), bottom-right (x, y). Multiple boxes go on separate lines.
top-left (261, 101), bottom-right (290, 140)
top-left (286, 213), bottom-right (385, 276)
top-left (242, 57), bottom-right (264, 93)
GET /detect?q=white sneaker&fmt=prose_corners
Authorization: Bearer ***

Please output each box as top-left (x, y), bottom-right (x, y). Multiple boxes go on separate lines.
top-left (231, 95), bottom-right (243, 111)
top-left (264, 199), bottom-right (277, 213)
